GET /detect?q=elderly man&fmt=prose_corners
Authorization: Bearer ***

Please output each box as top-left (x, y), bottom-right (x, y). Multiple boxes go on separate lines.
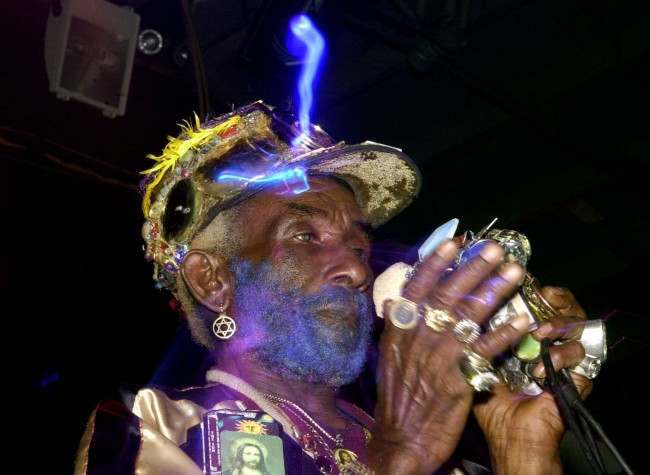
top-left (75, 102), bottom-right (596, 474)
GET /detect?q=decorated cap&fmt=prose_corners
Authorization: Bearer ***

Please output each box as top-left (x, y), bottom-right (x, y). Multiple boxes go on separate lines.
top-left (140, 101), bottom-right (421, 292)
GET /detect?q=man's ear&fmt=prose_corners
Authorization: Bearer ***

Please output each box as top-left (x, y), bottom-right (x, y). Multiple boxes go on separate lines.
top-left (180, 250), bottom-right (233, 313)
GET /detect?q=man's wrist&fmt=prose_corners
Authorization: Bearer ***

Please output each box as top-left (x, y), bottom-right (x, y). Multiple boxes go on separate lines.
top-left (367, 438), bottom-right (430, 475)
top-left (488, 439), bottom-right (562, 475)
top-left (367, 429), bottom-right (457, 475)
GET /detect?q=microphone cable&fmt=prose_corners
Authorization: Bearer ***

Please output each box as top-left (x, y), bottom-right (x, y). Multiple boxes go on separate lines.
top-left (541, 338), bottom-right (634, 475)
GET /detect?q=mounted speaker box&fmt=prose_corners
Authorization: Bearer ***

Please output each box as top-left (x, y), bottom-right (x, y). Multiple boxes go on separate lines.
top-left (44, 0), bottom-right (140, 118)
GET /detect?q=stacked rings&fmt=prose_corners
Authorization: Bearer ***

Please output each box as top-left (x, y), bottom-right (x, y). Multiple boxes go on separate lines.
top-left (388, 300), bottom-right (482, 346)
top-left (459, 349), bottom-right (500, 392)
top-left (387, 297), bottom-right (500, 392)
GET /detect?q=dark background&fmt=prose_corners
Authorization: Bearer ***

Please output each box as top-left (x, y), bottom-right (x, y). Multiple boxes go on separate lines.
top-left (2, 1), bottom-right (649, 473)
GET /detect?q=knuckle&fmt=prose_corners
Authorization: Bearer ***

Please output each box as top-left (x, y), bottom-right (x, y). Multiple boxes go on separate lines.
top-left (413, 261), bottom-right (436, 282)
top-left (475, 287), bottom-right (500, 309)
top-left (453, 302), bottom-right (475, 322)
top-left (571, 340), bottom-right (586, 360)
top-left (418, 252), bottom-right (452, 278)
top-left (461, 253), bottom-right (493, 276)
top-left (493, 326), bottom-right (517, 348)
top-left (430, 291), bottom-right (456, 310)
top-left (551, 341), bottom-right (585, 367)
top-left (434, 276), bottom-right (468, 302)
top-left (419, 253), bottom-right (439, 270)
top-left (484, 274), bottom-right (507, 294)
top-left (472, 338), bottom-right (491, 356)
top-left (404, 279), bottom-right (428, 300)
top-left (559, 287), bottom-right (574, 297)
top-left (550, 286), bottom-right (571, 296)
top-left (445, 281), bottom-right (466, 301)
top-left (475, 326), bottom-right (516, 356)
top-left (429, 284), bottom-right (462, 309)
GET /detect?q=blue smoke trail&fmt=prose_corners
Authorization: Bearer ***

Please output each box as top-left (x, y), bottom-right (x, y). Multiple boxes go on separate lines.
top-left (288, 14), bottom-right (325, 146)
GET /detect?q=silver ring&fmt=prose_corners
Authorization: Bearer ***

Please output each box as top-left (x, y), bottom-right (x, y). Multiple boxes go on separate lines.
top-left (459, 349), bottom-right (500, 392)
top-left (453, 318), bottom-right (481, 345)
top-left (387, 297), bottom-right (420, 330)
top-left (571, 358), bottom-right (603, 380)
top-left (570, 319), bottom-right (607, 380)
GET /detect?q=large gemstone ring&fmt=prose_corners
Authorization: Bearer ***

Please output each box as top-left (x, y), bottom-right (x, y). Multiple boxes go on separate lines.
top-left (387, 297), bottom-right (420, 330)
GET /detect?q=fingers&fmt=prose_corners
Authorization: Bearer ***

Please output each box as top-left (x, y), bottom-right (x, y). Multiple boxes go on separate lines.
top-left (533, 316), bottom-right (585, 341)
top-left (540, 286), bottom-right (587, 319)
top-left (472, 313), bottom-right (530, 359)
top-left (387, 239), bottom-right (457, 344)
top-left (453, 263), bottom-right (524, 325)
top-left (427, 242), bottom-right (504, 310)
top-left (531, 340), bottom-right (586, 378)
top-left (568, 372), bottom-right (593, 399)
top-left (403, 240), bottom-right (458, 302)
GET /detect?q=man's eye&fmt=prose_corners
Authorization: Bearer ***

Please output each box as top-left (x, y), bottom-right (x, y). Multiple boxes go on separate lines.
top-left (294, 232), bottom-right (315, 242)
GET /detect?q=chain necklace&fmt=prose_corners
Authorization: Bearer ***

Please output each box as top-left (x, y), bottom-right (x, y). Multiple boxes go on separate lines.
top-left (282, 402), bottom-right (339, 457)
top-left (264, 393), bottom-right (343, 446)
top-left (264, 393), bottom-right (372, 475)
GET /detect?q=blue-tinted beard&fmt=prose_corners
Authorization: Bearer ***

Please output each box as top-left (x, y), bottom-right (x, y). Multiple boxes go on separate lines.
top-left (229, 260), bottom-right (374, 387)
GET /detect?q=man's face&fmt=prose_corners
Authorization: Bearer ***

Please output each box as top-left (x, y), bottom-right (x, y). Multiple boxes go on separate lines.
top-left (236, 176), bottom-right (373, 296)
top-left (227, 177), bottom-right (374, 386)
top-left (241, 445), bottom-right (262, 469)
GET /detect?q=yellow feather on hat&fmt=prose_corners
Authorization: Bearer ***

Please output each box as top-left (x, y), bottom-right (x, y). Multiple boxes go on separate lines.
top-left (140, 114), bottom-right (241, 217)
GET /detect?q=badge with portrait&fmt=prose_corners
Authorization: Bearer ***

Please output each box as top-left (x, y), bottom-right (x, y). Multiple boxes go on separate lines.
top-left (202, 409), bottom-right (286, 475)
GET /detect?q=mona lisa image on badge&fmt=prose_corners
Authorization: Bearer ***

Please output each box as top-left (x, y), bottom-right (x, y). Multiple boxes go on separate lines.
top-left (220, 432), bottom-right (285, 475)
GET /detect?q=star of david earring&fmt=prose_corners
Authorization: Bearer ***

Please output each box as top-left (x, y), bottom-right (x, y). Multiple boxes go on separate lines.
top-left (212, 305), bottom-right (236, 340)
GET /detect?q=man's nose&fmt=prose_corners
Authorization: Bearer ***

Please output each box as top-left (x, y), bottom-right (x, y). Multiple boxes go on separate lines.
top-left (322, 245), bottom-right (371, 292)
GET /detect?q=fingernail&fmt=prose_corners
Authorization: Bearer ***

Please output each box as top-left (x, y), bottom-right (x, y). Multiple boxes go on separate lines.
top-left (509, 313), bottom-right (530, 331)
top-left (480, 243), bottom-right (503, 263)
top-left (435, 240), bottom-right (457, 259)
top-left (501, 263), bottom-right (524, 283)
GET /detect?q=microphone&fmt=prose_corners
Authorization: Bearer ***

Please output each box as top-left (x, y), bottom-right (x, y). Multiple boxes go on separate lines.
top-left (373, 218), bottom-right (459, 318)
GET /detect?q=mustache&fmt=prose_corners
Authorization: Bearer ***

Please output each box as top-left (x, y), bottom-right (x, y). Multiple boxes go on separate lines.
top-left (303, 285), bottom-right (370, 313)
